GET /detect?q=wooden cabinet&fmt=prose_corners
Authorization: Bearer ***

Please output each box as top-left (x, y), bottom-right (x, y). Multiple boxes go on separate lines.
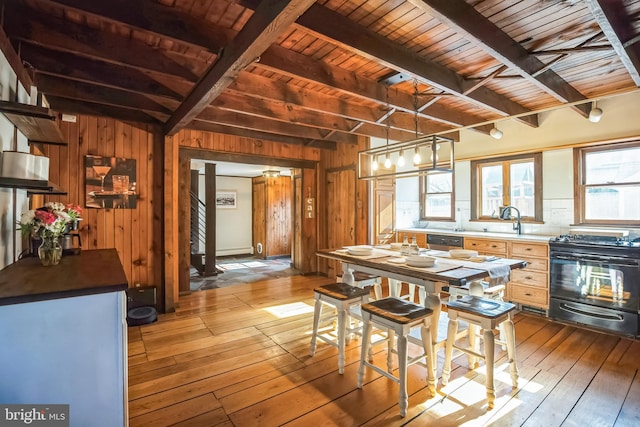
top-left (464, 237), bottom-right (507, 257)
top-left (508, 241), bottom-right (549, 311)
top-left (464, 237), bottom-right (549, 312)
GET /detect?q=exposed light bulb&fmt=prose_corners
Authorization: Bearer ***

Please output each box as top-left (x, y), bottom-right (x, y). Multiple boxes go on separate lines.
top-left (490, 127), bottom-right (503, 140)
top-left (430, 152), bottom-right (439, 162)
top-left (371, 158), bottom-right (379, 171)
top-left (397, 150), bottom-right (405, 167)
top-left (384, 154), bottom-right (392, 169)
top-left (413, 147), bottom-right (421, 165)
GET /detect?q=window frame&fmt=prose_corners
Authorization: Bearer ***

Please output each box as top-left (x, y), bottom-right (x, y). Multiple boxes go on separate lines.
top-left (470, 152), bottom-right (543, 222)
top-left (419, 170), bottom-right (455, 221)
top-left (574, 141), bottom-right (640, 226)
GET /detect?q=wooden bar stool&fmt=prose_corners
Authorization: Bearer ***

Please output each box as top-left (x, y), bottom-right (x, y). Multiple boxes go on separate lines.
top-left (387, 278), bottom-right (419, 303)
top-left (441, 296), bottom-right (518, 409)
top-left (357, 297), bottom-right (436, 417)
top-left (337, 271), bottom-right (383, 300)
top-left (310, 283), bottom-right (371, 374)
top-left (446, 280), bottom-right (505, 302)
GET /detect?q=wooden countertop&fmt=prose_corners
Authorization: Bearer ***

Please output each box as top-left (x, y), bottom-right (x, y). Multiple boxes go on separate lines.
top-left (0, 249), bottom-right (128, 306)
top-left (396, 228), bottom-right (554, 243)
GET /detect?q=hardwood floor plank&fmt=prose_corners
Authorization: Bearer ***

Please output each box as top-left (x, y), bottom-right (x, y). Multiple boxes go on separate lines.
top-left (126, 275), bottom-right (640, 426)
top-left (129, 393), bottom-right (220, 427)
top-left (563, 361), bottom-right (635, 427)
top-left (129, 375), bottom-right (223, 418)
top-left (521, 333), bottom-right (620, 427)
top-left (616, 372), bottom-right (640, 426)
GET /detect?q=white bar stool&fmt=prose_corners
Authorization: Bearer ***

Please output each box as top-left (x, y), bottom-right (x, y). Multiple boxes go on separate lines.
top-left (310, 283), bottom-right (371, 374)
top-left (441, 295), bottom-right (518, 409)
top-left (337, 271), bottom-right (383, 300)
top-left (357, 297), bottom-right (436, 417)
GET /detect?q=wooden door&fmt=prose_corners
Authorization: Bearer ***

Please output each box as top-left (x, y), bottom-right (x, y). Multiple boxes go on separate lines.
top-left (252, 178), bottom-right (266, 259)
top-left (374, 179), bottom-right (395, 244)
top-left (326, 168), bottom-right (356, 278)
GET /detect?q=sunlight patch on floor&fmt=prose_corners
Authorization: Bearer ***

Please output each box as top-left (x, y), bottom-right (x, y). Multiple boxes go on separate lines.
top-left (263, 301), bottom-right (314, 318)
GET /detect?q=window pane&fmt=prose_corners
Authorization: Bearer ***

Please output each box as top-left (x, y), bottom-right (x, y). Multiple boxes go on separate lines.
top-left (481, 165), bottom-right (503, 216)
top-left (427, 173), bottom-right (452, 193)
top-left (510, 162), bottom-right (535, 217)
top-left (585, 185), bottom-right (640, 220)
top-left (585, 148), bottom-right (640, 185)
top-left (425, 194), bottom-right (451, 217)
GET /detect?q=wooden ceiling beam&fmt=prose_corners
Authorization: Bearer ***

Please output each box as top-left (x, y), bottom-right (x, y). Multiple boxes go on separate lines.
top-left (242, 0), bottom-right (537, 127)
top-left (19, 43), bottom-right (185, 100)
top-left (163, 0), bottom-right (317, 136)
top-left (35, 74), bottom-right (173, 116)
top-left (584, 0), bottom-right (640, 86)
top-left (198, 107), bottom-right (358, 145)
top-left (189, 120), bottom-right (337, 151)
top-left (257, 45), bottom-right (485, 128)
top-left (37, 0), bottom-right (233, 53)
top-left (409, 0), bottom-right (590, 118)
top-left (3, 4), bottom-right (198, 82)
top-left (45, 95), bottom-right (162, 128)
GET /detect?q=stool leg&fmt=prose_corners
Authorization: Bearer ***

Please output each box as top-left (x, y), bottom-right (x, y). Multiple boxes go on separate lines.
top-left (420, 325), bottom-right (436, 398)
top-left (357, 313), bottom-right (372, 388)
top-left (408, 283), bottom-right (416, 302)
top-left (441, 318), bottom-right (458, 385)
top-left (374, 281), bottom-right (382, 300)
top-left (468, 323), bottom-right (479, 369)
top-left (503, 317), bottom-right (519, 388)
top-left (483, 329), bottom-right (496, 409)
top-left (418, 286), bottom-right (426, 306)
top-left (337, 305), bottom-right (347, 374)
top-left (388, 279), bottom-right (400, 298)
top-left (310, 296), bottom-right (322, 356)
top-left (387, 330), bottom-right (396, 372)
top-left (397, 333), bottom-right (409, 418)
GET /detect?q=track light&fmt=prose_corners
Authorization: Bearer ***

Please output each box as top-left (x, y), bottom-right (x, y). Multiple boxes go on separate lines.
top-left (489, 126), bottom-right (503, 140)
top-left (589, 101), bottom-right (603, 123)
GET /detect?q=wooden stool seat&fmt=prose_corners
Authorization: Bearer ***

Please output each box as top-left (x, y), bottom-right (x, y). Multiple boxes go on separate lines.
top-left (357, 297), bottom-right (436, 417)
top-left (441, 296), bottom-right (518, 409)
top-left (337, 272), bottom-right (383, 300)
top-left (310, 283), bottom-right (370, 374)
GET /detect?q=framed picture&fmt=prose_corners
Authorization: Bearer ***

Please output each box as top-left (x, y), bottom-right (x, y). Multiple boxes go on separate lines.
top-left (85, 155), bottom-right (137, 209)
top-left (216, 191), bottom-right (237, 209)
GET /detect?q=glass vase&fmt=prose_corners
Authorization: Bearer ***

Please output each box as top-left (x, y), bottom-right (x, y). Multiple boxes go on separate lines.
top-left (38, 237), bottom-right (63, 266)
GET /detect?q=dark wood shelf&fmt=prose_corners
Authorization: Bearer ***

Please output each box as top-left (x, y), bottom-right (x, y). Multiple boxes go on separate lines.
top-left (0, 100), bottom-right (66, 145)
top-left (0, 177), bottom-right (67, 195)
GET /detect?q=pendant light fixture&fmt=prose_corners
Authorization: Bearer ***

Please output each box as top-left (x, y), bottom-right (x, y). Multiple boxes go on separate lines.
top-left (357, 76), bottom-right (454, 180)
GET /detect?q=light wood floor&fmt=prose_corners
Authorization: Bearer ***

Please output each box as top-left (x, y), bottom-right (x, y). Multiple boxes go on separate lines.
top-left (127, 275), bottom-right (640, 426)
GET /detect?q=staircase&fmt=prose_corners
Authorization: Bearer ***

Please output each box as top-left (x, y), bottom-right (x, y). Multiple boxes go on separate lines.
top-left (190, 191), bottom-right (207, 275)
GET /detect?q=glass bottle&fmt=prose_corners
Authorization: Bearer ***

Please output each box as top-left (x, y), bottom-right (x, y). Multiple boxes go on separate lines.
top-left (401, 234), bottom-right (409, 255)
top-left (410, 235), bottom-right (419, 254)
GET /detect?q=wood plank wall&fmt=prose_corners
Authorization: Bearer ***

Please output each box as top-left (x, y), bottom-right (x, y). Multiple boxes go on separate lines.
top-left (41, 116), bottom-right (162, 292)
top-left (317, 136), bottom-right (369, 276)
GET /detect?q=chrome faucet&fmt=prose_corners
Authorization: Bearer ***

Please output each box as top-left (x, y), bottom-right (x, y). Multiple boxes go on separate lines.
top-left (499, 206), bottom-right (522, 235)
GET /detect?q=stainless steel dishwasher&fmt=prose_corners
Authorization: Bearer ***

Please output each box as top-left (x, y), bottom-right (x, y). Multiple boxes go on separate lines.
top-left (426, 233), bottom-right (464, 251)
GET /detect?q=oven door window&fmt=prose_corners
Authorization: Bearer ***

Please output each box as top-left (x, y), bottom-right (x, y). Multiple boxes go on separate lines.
top-left (550, 254), bottom-right (639, 311)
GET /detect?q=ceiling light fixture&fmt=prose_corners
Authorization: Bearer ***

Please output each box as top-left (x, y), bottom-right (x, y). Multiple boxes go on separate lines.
top-left (589, 101), bottom-right (603, 123)
top-left (262, 169), bottom-right (281, 178)
top-left (358, 77), bottom-right (454, 180)
top-left (489, 126), bottom-right (503, 140)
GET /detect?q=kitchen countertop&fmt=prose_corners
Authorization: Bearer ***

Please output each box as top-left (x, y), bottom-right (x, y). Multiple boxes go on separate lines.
top-left (396, 227), bottom-right (554, 243)
top-left (0, 248), bottom-right (128, 306)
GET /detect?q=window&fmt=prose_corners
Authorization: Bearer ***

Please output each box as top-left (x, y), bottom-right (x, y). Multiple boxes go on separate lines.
top-left (471, 153), bottom-right (542, 221)
top-left (576, 142), bottom-right (640, 225)
top-left (420, 171), bottom-right (454, 221)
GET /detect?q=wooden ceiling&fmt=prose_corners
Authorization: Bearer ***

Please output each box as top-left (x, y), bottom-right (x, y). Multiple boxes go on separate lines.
top-left (3, 0), bottom-right (640, 150)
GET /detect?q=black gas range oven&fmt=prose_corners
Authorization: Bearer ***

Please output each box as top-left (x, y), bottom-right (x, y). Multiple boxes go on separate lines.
top-left (549, 235), bottom-right (640, 337)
